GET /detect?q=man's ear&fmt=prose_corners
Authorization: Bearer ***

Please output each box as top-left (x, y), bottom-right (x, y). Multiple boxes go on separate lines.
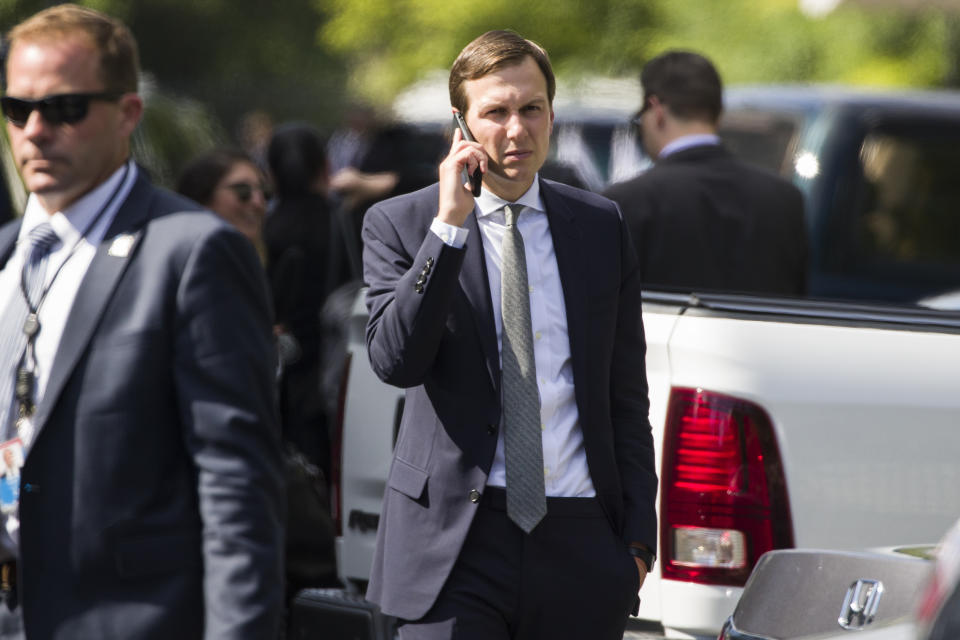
top-left (118, 93), bottom-right (144, 137)
top-left (648, 95), bottom-right (666, 127)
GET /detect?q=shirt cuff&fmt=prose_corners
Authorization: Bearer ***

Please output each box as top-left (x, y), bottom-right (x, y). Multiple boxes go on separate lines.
top-left (430, 218), bottom-right (469, 248)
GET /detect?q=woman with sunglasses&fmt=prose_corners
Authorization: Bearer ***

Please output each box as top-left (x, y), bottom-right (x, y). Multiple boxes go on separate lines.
top-left (177, 148), bottom-right (269, 259)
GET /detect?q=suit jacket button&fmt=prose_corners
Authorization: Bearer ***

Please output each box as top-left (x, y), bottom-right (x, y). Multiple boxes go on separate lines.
top-left (426, 257), bottom-right (435, 267)
top-left (469, 489), bottom-right (481, 503)
top-left (415, 283), bottom-right (424, 294)
top-left (487, 424), bottom-right (497, 435)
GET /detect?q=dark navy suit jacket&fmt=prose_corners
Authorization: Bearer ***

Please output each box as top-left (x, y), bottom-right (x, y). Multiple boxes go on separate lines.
top-left (361, 178), bottom-right (657, 621)
top-left (0, 172), bottom-right (285, 639)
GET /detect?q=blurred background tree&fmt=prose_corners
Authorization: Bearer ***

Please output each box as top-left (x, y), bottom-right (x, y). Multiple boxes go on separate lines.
top-left (321, 0), bottom-right (953, 103)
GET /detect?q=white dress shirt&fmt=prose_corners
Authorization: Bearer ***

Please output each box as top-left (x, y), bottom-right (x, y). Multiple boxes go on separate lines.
top-left (658, 133), bottom-right (721, 159)
top-left (429, 178), bottom-right (595, 497)
top-left (0, 160), bottom-right (136, 549)
top-left (3, 161), bottom-right (137, 411)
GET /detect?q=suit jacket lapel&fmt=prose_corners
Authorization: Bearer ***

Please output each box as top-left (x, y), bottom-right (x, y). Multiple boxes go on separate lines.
top-left (541, 180), bottom-right (590, 418)
top-left (458, 207), bottom-right (500, 392)
top-left (0, 221), bottom-right (20, 268)
top-left (31, 173), bottom-right (153, 439)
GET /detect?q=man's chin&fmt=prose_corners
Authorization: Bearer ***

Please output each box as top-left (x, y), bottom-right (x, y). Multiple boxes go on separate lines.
top-left (23, 171), bottom-right (65, 195)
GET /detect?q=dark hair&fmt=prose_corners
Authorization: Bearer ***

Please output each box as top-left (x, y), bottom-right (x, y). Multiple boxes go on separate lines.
top-left (449, 30), bottom-right (555, 115)
top-left (177, 148), bottom-right (255, 206)
top-left (267, 122), bottom-right (327, 198)
top-left (6, 3), bottom-right (139, 93)
top-left (641, 50), bottom-right (723, 124)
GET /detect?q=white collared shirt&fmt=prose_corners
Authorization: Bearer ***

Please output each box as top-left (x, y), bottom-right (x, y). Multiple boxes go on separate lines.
top-left (429, 178), bottom-right (595, 497)
top-left (658, 133), bottom-right (721, 159)
top-left (0, 161), bottom-right (137, 410)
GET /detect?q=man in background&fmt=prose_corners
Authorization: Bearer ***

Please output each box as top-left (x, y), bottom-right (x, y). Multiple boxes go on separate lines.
top-left (0, 5), bottom-right (284, 638)
top-left (605, 50), bottom-right (808, 296)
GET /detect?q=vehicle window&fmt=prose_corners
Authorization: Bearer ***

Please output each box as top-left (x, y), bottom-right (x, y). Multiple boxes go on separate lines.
top-left (552, 121), bottom-right (647, 191)
top-left (719, 110), bottom-right (801, 176)
top-left (824, 121), bottom-right (960, 303)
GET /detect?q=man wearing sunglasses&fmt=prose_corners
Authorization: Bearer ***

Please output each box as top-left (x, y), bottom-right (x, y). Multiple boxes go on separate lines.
top-left (0, 5), bottom-right (284, 640)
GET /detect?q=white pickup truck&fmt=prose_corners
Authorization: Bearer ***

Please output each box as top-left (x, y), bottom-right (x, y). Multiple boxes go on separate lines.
top-left (330, 86), bottom-right (960, 639)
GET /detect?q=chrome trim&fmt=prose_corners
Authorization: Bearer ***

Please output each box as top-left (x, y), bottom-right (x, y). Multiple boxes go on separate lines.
top-left (720, 617), bottom-right (774, 640)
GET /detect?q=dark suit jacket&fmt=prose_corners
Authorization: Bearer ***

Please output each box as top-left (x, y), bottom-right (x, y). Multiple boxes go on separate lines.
top-left (361, 178), bottom-right (657, 621)
top-left (0, 172), bottom-right (285, 639)
top-left (604, 144), bottom-right (808, 295)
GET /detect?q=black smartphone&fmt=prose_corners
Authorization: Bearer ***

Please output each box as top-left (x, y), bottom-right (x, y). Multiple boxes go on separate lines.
top-left (452, 110), bottom-right (483, 197)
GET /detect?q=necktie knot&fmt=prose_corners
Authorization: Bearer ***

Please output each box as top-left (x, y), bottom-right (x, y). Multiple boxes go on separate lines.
top-left (26, 223), bottom-right (60, 263)
top-left (504, 204), bottom-right (521, 228)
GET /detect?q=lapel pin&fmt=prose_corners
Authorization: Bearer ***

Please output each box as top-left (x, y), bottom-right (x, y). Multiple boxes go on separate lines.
top-left (108, 234), bottom-right (136, 257)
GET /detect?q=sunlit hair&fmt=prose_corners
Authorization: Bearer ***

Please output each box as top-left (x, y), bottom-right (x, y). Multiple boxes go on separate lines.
top-left (449, 30), bottom-right (555, 115)
top-left (640, 50), bottom-right (723, 124)
top-left (5, 3), bottom-right (139, 93)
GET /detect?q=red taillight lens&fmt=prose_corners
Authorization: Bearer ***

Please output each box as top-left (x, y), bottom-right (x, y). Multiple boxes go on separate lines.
top-left (661, 387), bottom-right (793, 586)
top-left (330, 352), bottom-right (352, 537)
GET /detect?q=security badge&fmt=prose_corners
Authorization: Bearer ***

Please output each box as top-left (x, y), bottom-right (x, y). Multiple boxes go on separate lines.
top-left (0, 438), bottom-right (24, 515)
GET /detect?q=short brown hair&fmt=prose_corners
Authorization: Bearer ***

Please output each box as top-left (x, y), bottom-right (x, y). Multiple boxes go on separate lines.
top-left (5, 3), bottom-right (139, 93)
top-left (641, 50), bottom-right (723, 124)
top-left (449, 30), bottom-right (555, 115)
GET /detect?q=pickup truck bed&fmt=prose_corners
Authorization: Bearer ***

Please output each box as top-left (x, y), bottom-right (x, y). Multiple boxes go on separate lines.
top-left (334, 288), bottom-right (960, 638)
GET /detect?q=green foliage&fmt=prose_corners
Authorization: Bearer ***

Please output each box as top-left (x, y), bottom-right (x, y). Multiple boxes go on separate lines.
top-left (320, 0), bottom-right (957, 104)
top-left (319, 0), bottom-right (656, 103)
top-left (1, 0), bottom-right (956, 150)
top-left (2, 0), bottom-right (349, 133)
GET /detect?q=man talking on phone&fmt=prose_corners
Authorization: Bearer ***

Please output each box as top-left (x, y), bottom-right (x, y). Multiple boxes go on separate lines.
top-left (361, 30), bottom-right (657, 639)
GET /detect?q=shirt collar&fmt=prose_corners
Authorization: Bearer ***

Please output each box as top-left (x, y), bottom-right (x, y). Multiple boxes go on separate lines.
top-left (19, 160), bottom-right (136, 247)
top-left (658, 133), bottom-right (721, 160)
top-left (475, 175), bottom-right (545, 218)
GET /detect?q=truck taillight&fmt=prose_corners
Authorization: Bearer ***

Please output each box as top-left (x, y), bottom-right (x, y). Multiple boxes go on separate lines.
top-left (661, 388), bottom-right (793, 586)
top-left (330, 352), bottom-right (352, 537)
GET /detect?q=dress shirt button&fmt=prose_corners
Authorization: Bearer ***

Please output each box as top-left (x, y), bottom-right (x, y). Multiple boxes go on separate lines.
top-left (469, 489), bottom-right (481, 503)
top-left (535, 331), bottom-right (542, 340)
top-left (487, 423), bottom-right (497, 435)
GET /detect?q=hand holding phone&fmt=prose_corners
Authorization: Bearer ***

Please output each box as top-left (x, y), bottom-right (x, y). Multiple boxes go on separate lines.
top-left (452, 110), bottom-right (483, 197)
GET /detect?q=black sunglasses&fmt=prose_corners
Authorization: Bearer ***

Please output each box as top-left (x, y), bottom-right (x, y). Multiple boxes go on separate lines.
top-left (0, 91), bottom-right (125, 127)
top-left (631, 95), bottom-right (656, 127)
top-left (223, 182), bottom-right (268, 203)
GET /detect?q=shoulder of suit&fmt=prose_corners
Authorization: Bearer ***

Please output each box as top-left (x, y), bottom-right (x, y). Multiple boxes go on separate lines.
top-left (541, 178), bottom-right (619, 213)
top-left (362, 182), bottom-right (443, 234)
top-left (370, 182), bottom-right (440, 212)
top-left (132, 183), bottom-right (238, 241)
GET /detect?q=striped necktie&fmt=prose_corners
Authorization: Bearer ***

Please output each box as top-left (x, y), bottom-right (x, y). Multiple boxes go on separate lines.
top-left (0, 222), bottom-right (61, 440)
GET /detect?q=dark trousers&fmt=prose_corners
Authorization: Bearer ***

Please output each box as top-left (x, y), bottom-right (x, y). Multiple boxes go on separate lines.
top-left (398, 488), bottom-right (640, 640)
